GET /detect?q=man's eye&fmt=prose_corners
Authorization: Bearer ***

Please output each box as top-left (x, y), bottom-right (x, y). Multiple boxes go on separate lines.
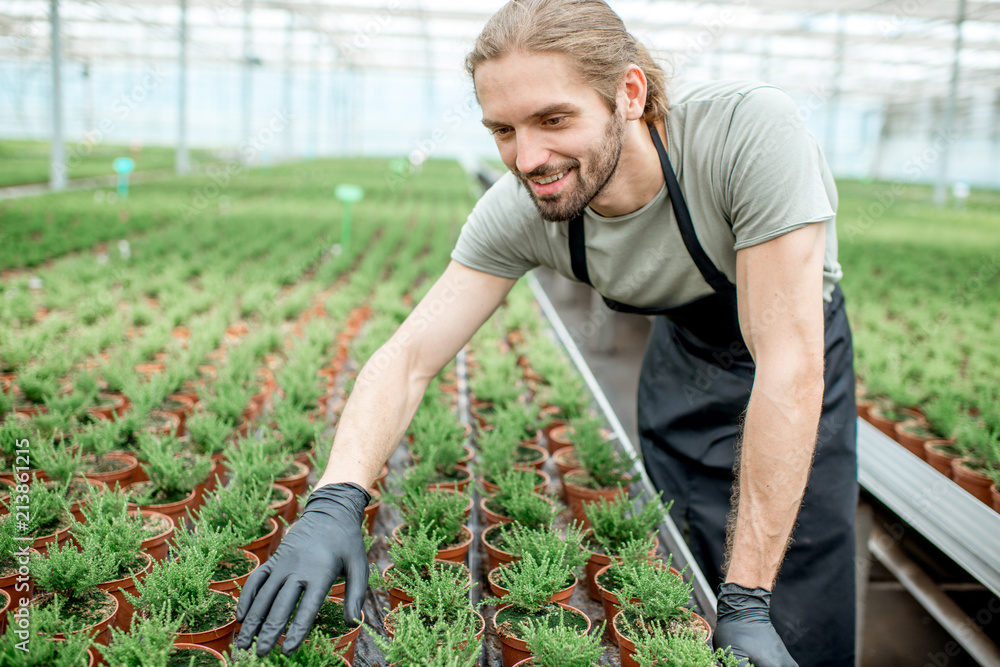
top-left (492, 127), bottom-right (512, 137)
top-left (544, 117), bottom-right (565, 126)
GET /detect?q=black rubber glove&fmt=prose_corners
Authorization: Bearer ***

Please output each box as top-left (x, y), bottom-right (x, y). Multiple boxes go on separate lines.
top-left (713, 582), bottom-right (798, 667)
top-left (235, 482), bottom-right (370, 656)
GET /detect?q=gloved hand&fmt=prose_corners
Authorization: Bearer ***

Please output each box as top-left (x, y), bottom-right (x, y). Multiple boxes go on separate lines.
top-left (713, 582), bottom-right (798, 667)
top-left (235, 482), bottom-right (371, 656)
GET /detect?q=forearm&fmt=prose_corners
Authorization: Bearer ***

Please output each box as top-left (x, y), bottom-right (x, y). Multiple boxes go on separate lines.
top-left (316, 346), bottom-right (427, 490)
top-left (725, 369), bottom-right (823, 589)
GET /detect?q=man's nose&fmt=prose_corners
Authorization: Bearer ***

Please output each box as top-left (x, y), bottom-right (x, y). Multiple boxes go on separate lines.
top-left (515, 131), bottom-right (552, 177)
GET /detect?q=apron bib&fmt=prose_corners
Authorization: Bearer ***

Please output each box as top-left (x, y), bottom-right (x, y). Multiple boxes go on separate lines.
top-left (567, 122), bottom-right (858, 666)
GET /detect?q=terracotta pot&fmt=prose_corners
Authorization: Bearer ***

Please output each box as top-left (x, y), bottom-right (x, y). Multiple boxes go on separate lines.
top-left (81, 453), bottom-right (138, 487)
top-left (563, 470), bottom-right (630, 529)
top-left (243, 517), bottom-right (281, 565)
top-left (614, 608), bottom-right (712, 667)
top-left (951, 458), bottom-right (995, 505)
top-left (426, 466), bottom-right (474, 493)
top-left (547, 425), bottom-right (573, 453)
top-left (595, 562), bottom-right (680, 645)
top-left (482, 524), bottom-right (517, 571)
top-left (293, 446), bottom-right (317, 472)
top-left (384, 603), bottom-right (484, 645)
top-left (924, 440), bottom-right (960, 479)
top-left (514, 443), bottom-right (549, 471)
top-left (364, 488), bottom-right (382, 534)
top-left (0, 547), bottom-right (37, 603)
top-left (316, 601), bottom-right (363, 663)
top-left (134, 362), bottom-right (165, 378)
top-left (125, 483), bottom-right (198, 528)
top-left (518, 429), bottom-right (542, 448)
top-left (393, 524), bottom-right (473, 564)
top-left (409, 441), bottom-right (474, 467)
top-left (209, 549), bottom-right (259, 595)
top-left (269, 483), bottom-right (295, 524)
top-left (98, 551), bottom-right (153, 632)
top-left (488, 566), bottom-right (575, 604)
top-left (991, 484), bottom-right (1000, 514)
top-left (134, 510), bottom-right (174, 562)
top-left (480, 494), bottom-right (553, 527)
top-left (172, 591), bottom-right (238, 654)
top-left (585, 535), bottom-right (659, 602)
top-left (50, 588), bottom-right (119, 649)
top-left (494, 603), bottom-right (591, 667)
top-left (87, 393), bottom-right (128, 421)
top-left (171, 643), bottom-right (226, 665)
top-left (893, 421), bottom-right (934, 461)
top-left (54, 478), bottom-right (106, 523)
top-left (483, 470), bottom-right (549, 496)
top-left (866, 407), bottom-right (923, 442)
top-left (32, 519), bottom-right (73, 556)
top-left (145, 410), bottom-right (181, 437)
top-left (552, 446), bottom-right (580, 482)
top-left (0, 478), bottom-right (14, 516)
top-left (855, 398), bottom-right (873, 423)
top-left (0, 588), bottom-right (9, 635)
top-left (374, 464), bottom-right (389, 491)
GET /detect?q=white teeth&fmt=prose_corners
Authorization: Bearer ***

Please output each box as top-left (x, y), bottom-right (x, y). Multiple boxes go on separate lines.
top-left (532, 171), bottom-right (566, 185)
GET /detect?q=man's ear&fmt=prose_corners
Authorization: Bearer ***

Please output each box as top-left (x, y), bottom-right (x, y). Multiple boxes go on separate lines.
top-left (620, 64), bottom-right (649, 121)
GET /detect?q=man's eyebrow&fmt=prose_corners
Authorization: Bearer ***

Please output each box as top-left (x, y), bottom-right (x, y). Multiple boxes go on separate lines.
top-left (481, 104), bottom-right (579, 129)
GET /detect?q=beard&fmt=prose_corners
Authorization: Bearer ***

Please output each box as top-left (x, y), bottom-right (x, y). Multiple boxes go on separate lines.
top-left (514, 109), bottom-right (627, 223)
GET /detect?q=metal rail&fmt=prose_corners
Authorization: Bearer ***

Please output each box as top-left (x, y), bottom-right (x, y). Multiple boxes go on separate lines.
top-left (526, 271), bottom-right (718, 622)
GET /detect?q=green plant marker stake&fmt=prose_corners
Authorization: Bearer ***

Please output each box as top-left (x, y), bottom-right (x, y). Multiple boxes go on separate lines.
top-left (113, 157), bottom-right (135, 200)
top-left (334, 184), bottom-right (364, 256)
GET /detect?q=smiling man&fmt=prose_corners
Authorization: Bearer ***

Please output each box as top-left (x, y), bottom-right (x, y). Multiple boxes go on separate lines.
top-left (234, 1), bottom-right (857, 665)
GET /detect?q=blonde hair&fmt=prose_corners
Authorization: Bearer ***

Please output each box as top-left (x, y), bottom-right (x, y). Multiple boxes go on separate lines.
top-left (466, 0), bottom-right (669, 122)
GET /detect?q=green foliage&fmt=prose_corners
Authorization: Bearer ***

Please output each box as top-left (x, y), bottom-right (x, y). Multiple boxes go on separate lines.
top-left (31, 541), bottom-right (111, 600)
top-left (391, 560), bottom-right (474, 623)
top-left (496, 552), bottom-right (570, 614)
top-left (536, 371), bottom-right (589, 422)
top-left (488, 469), bottom-right (558, 528)
top-left (99, 603), bottom-right (184, 667)
top-left (570, 414), bottom-right (633, 488)
top-left (407, 405), bottom-right (467, 476)
top-left (365, 606), bottom-right (481, 667)
top-left (587, 488), bottom-right (672, 555)
top-left (617, 557), bottom-right (695, 631)
top-left (229, 639), bottom-right (349, 666)
top-left (0, 418), bottom-right (34, 467)
top-left (506, 523), bottom-right (588, 573)
top-left (476, 421), bottom-right (523, 483)
top-left (32, 437), bottom-right (83, 485)
top-left (127, 546), bottom-right (232, 634)
top-left (73, 487), bottom-right (148, 581)
top-left (388, 471), bottom-right (469, 548)
top-left (224, 429), bottom-right (294, 487)
top-left (194, 479), bottom-right (276, 545)
top-left (271, 399), bottom-right (323, 453)
top-left (488, 402), bottom-right (541, 443)
top-left (199, 381), bottom-right (253, 427)
top-left (73, 419), bottom-right (120, 461)
top-left (184, 410), bottom-right (234, 456)
top-left (383, 522), bottom-right (441, 579)
top-left (5, 474), bottom-right (70, 537)
top-left (133, 434), bottom-right (212, 501)
top-left (0, 517), bottom-right (23, 571)
top-left (522, 617), bottom-right (605, 667)
top-left (633, 628), bottom-right (746, 667)
top-left (0, 594), bottom-right (93, 666)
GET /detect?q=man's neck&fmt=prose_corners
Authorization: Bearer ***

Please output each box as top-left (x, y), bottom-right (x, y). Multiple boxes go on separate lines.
top-left (587, 118), bottom-right (666, 218)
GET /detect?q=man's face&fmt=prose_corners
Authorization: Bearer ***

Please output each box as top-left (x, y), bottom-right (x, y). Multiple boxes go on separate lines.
top-left (475, 51), bottom-right (627, 222)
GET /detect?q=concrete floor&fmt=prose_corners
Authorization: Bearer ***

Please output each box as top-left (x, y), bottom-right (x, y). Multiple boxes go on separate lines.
top-left (532, 267), bottom-right (986, 667)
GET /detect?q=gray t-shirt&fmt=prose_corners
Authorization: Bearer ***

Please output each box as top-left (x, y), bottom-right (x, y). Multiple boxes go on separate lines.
top-left (451, 80), bottom-right (843, 306)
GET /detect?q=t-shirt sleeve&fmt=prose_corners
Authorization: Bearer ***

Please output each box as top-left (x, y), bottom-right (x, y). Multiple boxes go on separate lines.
top-left (450, 172), bottom-right (541, 279)
top-left (722, 86), bottom-right (836, 250)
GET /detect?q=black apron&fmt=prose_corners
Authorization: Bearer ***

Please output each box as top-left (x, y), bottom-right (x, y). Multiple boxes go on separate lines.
top-left (568, 122), bottom-right (858, 667)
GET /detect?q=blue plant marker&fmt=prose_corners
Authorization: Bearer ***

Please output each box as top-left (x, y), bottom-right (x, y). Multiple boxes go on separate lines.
top-left (334, 184), bottom-right (364, 256)
top-left (113, 157), bottom-right (135, 200)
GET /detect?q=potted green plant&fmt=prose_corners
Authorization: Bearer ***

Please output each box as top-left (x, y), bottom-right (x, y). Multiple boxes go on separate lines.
top-left (127, 543), bottom-right (239, 654)
top-left (612, 557), bottom-right (710, 667)
top-left (228, 638), bottom-right (350, 665)
top-left (487, 524), bottom-right (587, 599)
top-left (377, 522), bottom-right (468, 610)
top-left (951, 421), bottom-right (1000, 504)
top-left (74, 420), bottom-right (139, 486)
top-left (478, 426), bottom-right (549, 496)
top-left (583, 489), bottom-right (670, 600)
top-left (516, 615), bottom-right (606, 666)
top-left (491, 548), bottom-right (591, 667)
top-left (0, 593), bottom-right (95, 666)
top-left (173, 522), bottom-right (260, 597)
top-left (593, 537), bottom-right (673, 642)
top-left (380, 562), bottom-right (484, 645)
top-left (270, 398), bottom-right (323, 466)
top-left (193, 479), bottom-right (279, 565)
top-left (80, 485), bottom-right (175, 563)
top-left (72, 490), bottom-right (153, 632)
top-left (32, 437), bottom-right (104, 523)
top-left (0, 419), bottom-right (42, 481)
top-left (223, 431), bottom-right (300, 520)
top-left (29, 541), bottom-right (119, 647)
top-left (2, 476), bottom-right (73, 554)
top-left (366, 605), bottom-right (480, 667)
top-left (631, 627), bottom-right (745, 667)
top-left (406, 408), bottom-right (473, 491)
top-left (0, 515), bottom-right (35, 603)
top-left (100, 603), bottom-right (226, 665)
top-left (562, 416), bottom-right (634, 527)
top-left (481, 469), bottom-right (558, 527)
top-left (124, 434), bottom-right (212, 527)
top-left (388, 474), bottom-right (473, 563)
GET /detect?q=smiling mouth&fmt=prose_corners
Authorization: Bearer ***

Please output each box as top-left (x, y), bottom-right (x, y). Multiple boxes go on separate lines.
top-left (531, 170), bottom-right (567, 185)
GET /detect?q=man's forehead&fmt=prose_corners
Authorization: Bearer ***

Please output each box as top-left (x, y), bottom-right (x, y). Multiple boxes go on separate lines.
top-left (474, 51), bottom-right (601, 123)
